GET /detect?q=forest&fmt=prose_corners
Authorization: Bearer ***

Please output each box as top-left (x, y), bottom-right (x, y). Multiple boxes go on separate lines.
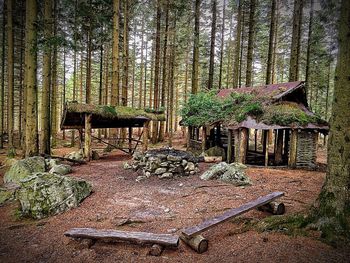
top-left (0, 0), bottom-right (349, 262)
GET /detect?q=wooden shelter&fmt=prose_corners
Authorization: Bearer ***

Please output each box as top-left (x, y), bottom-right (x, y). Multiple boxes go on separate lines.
top-left (61, 102), bottom-right (165, 160)
top-left (186, 81), bottom-right (328, 168)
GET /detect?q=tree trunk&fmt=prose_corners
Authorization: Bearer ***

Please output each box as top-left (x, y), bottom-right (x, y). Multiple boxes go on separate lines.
top-left (71, 0), bottom-right (78, 147)
top-left (207, 0), bottom-right (217, 90)
top-left (51, 0), bottom-right (58, 147)
top-left (151, 0), bottom-right (161, 144)
top-left (85, 3), bottom-right (92, 104)
top-left (191, 0), bottom-right (200, 94)
top-left (305, 0), bottom-right (314, 105)
top-left (245, 0), bottom-right (256, 87)
top-left (168, 18), bottom-right (176, 148)
top-left (289, 0), bottom-right (303, 82)
top-left (111, 0), bottom-right (120, 107)
top-left (266, 0), bottom-right (276, 85)
top-left (0, 0), bottom-right (5, 149)
top-left (131, 23), bottom-right (136, 108)
top-left (121, 0), bottom-right (129, 107)
top-left (218, 0), bottom-right (226, 89)
top-left (158, 0), bottom-right (169, 142)
top-left (232, 0), bottom-right (242, 88)
top-left (7, 0), bottom-right (15, 155)
top-left (314, 0), bottom-right (350, 241)
top-left (138, 19), bottom-right (144, 109)
top-left (24, 0), bottom-right (38, 157)
top-left (40, 0), bottom-right (52, 155)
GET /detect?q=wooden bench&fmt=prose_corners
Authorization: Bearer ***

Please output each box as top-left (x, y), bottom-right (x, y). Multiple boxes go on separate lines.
top-left (181, 191), bottom-right (284, 253)
top-left (65, 228), bottom-right (179, 256)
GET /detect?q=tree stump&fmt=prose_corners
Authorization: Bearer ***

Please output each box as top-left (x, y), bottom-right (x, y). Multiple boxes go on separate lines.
top-left (180, 234), bottom-right (208, 253)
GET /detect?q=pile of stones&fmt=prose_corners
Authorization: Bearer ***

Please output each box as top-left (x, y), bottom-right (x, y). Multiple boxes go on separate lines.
top-left (126, 149), bottom-right (201, 179)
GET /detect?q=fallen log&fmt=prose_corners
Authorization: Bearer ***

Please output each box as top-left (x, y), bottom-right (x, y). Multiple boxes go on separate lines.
top-left (40, 154), bottom-right (86, 164)
top-left (180, 234), bottom-right (208, 254)
top-left (65, 228), bottom-right (179, 248)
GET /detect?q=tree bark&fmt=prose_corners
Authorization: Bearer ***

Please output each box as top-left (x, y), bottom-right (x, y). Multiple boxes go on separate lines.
top-left (314, 0), bottom-right (350, 241)
top-left (207, 0), bottom-right (217, 90)
top-left (0, 0), bottom-right (5, 149)
top-left (218, 0), bottom-right (226, 89)
top-left (289, 0), bottom-right (303, 82)
top-left (245, 0), bottom-right (256, 87)
top-left (39, 0), bottom-right (52, 155)
top-left (305, 0), bottom-right (314, 105)
top-left (266, 0), bottom-right (276, 85)
top-left (121, 0), bottom-right (129, 107)
top-left (232, 0), bottom-right (242, 88)
top-left (111, 0), bottom-right (120, 106)
top-left (191, 0), bottom-right (200, 94)
top-left (24, 0), bottom-right (38, 157)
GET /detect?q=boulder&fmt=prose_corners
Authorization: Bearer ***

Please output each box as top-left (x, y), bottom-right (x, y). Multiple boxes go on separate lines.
top-left (3, 156), bottom-right (46, 184)
top-left (0, 187), bottom-right (15, 206)
top-left (159, 172), bottom-right (173, 179)
top-left (123, 162), bottom-right (132, 170)
top-left (45, 158), bottom-right (61, 170)
top-left (154, 168), bottom-right (167, 175)
top-left (65, 150), bottom-right (84, 161)
top-left (200, 162), bottom-right (251, 186)
top-left (167, 154), bottom-right (182, 162)
top-left (204, 146), bottom-right (226, 160)
top-left (49, 164), bottom-right (72, 175)
top-left (17, 172), bottom-right (92, 219)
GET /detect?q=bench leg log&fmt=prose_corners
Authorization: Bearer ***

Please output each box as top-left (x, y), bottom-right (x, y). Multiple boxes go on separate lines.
top-left (74, 238), bottom-right (96, 249)
top-left (148, 244), bottom-right (164, 256)
top-left (180, 234), bottom-right (208, 253)
top-left (258, 201), bottom-right (285, 215)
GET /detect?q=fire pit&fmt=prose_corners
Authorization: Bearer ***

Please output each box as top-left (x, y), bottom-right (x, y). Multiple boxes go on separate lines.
top-left (130, 148), bottom-right (201, 179)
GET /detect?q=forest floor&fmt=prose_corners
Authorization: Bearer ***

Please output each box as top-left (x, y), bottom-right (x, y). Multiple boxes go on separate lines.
top-left (0, 133), bottom-right (349, 263)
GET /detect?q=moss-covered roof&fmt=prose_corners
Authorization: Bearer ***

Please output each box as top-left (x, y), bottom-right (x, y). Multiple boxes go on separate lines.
top-left (61, 102), bottom-right (165, 129)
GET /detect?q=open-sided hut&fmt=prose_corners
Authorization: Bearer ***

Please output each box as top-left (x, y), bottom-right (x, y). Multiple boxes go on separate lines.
top-left (183, 81), bottom-right (328, 168)
top-left (61, 102), bottom-right (165, 160)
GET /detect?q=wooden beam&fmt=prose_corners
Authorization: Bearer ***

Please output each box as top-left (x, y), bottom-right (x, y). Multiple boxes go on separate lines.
top-left (265, 130), bottom-right (270, 167)
top-left (288, 129), bottom-right (297, 168)
top-left (187, 126), bottom-right (193, 150)
top-left (181, 191), bottom-right (284, 238)
top-left (238, 128), bottom-right (248, 164)
top-left (201, 126), bottom-right (207, 152)
top-left (180, 234), bottom-right (208, 253)
top-left (84, 114), bottom-right (92, 161)
top-left (65, 228), bottom-right (179, 247)
top-left (142, 121), bottom-right (150, 152)
top-left (227, 129), bottom-right (232, 163)
top-left (233, 129), bottom-right (239, 162)
top-left (128, 127), bottom-right (132, 154)
top-left (275, 130), bottom-right (284, 165)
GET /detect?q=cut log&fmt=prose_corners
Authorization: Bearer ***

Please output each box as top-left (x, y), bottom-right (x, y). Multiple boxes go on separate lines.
top-left (258, 201), bottom-right (285, 215)
top-left (65, 228), bottom-right (179, 248)
top-left (148, 244), bottom-right (164, 256)
top-left (181, 191), bottom-right (284, 238)
top-left (180, 234), bottom-right (208, 253)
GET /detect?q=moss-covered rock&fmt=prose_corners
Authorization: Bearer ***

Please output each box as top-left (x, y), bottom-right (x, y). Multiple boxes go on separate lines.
top-left (0, 187), bottom-right (16, 206)
top-left (200, 162), bottom-right (251, 186)
top-left (49, 164), bottom-right (72, 175)
top-left (65, 150), bottom-right (84, 161)
top-left (3, 156), bottom-right (46, 184)
top-left (17, 172), bottom-right (92, 219)
top-left (204, 146), bottom-right (226, 159)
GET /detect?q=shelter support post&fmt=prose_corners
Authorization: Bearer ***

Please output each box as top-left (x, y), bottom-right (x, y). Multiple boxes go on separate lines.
top-left (284, 130), bottom-right (290, 157)
top-left (264, 130), bottom-right (270, 167)
top-left (128, 127), bottom-right (132, 154)
top-left (84, 114), bottom-right (92, 161)
top-left (142, 121), bottom-right (150, 153)
top-left (187, 126), bottom-right (192, 150)
top-left (233, 129), bottom-right (240, 162)
top-left (238, 128), bottom-right (248, 164)
top-left (227, 129), bottom-right (232, 163)
top-left (275, 130), bottom-right (284, 165)
top-left (288, 129), bottom-right (298, 168)
top-left (201, 126), bottom-right (207, 152)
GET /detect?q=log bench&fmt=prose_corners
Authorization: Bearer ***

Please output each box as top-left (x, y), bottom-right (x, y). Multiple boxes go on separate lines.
top-left (181, 191), bottom-right (284, 253)
top-left (65, 228), bottom-right (179, 256)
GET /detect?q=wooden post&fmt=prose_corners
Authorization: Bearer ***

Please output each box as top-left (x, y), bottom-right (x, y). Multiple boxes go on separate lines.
top-left (84, 114), bottom-right (92, 161)
top-left (233, 129), bottom-right (240, 162)
top-left (275, 129), bottom-right (284, 165)
top-left (187, 126), bottom-right (192, 150)
top-left (258, 201), bottom-right (285, 215)
top-left (238, 128), bottom-right (248, 164)
top-left (180, 234), bottom-right (208, 254)
top-left (227, 129), bottom-right (232, 163)
top-left (142, 121), bottom-right (150, 153)
top-left (284, 129), bottom-right (290, 157)
top-left (201, 126), bottom-right (207, 152)
top-left (288, 129), bottom-right (298, 168)
top-left (254, 129), bottom-right (257, 152)
top-left (264, 130), bottom-right (269, 167)
top-left (262, 130), bottom-right (267, 154)
top-left (128, 127), bottom-right (132, 153)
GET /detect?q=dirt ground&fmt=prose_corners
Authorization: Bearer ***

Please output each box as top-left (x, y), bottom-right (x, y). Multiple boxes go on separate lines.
top-left (0, 135), bottom-right (349, 263)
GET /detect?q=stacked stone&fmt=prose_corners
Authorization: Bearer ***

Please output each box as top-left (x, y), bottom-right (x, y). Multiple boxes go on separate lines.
top-left (131, 149), bottom-right (200, 179)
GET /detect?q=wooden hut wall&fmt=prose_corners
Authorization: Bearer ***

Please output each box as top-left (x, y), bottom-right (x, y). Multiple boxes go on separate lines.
top-left (296, 131), bottom-right (318, 168)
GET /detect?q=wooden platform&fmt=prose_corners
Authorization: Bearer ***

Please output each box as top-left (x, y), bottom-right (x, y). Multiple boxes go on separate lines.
top-left (182, 191), bottom-right (284, 238)
top-left (65, 228), bottom-right (179, 247)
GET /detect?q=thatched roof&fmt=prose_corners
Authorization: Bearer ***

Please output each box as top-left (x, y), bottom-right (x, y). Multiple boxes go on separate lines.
top-left (61, 102), bottom-right (165, 129)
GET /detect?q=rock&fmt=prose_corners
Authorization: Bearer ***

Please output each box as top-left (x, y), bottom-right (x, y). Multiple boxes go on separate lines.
top-left (159, 172), bottom-right (173, 179)
top-left (65, 150), bottom-right (84, 161)
top-left (92, 150), bottom-right (100, 160)
top-left (168, 166), bottom-right (184, 174)
top-left (160, 162), bottom-right (169, 167)
top-left (49, 164), bottom-right (72, 175)
top-left (181, 159), bottom-right (188, 167)
top-left (123, 162), bottom-right (132, 170)
top-left (189, 171), bottom-right (195, 175)
top-left (4, 156), bottom-right (46, 184)
top-left (133, 152), bottom-right (143, 161)
top-left (0, 187), bottom-right (15, 206)
top-left (167, 154), bottom-right (182, 162)
top-left (204, 146), bottom-right (226, 160)
top-left (143, 171), bottom-right (151, 178)
top-left (17, 172), bottom-right (92, 219)
top-left (200, 162), bottom-right (251, 186)
top-left (154, 168), bottom-right (167, 175)
top-left (185, 162), bottom-right (195, 172)
top-left (136, 176), bottom-right (147, 182)
top-left (46, 158), bottom-right (61, 169)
